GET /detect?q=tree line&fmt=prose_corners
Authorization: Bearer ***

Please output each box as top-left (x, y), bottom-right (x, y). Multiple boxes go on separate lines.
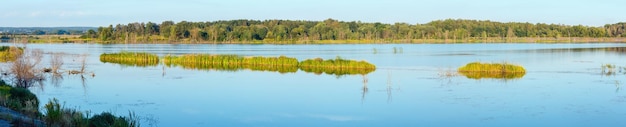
top-left (83, 19), bottom-right (626, 43)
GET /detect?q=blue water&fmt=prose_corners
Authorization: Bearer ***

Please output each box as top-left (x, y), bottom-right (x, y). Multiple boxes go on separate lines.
top-left (2, 43), bottom-right (626, 127)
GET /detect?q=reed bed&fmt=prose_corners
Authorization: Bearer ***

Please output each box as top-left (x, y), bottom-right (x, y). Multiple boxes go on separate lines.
top-left (458, 71), bottom-right (526, 79)
top-left (299, 57), bottom-right (376, 75)
top-left (0, 46), bottom-right (23, 62)
top-left (163, 54), bottom-right (299, 73)
top-left (99, 52), bottom-right (159, 67)
top-left (458, 62), bottom-right (526, 73)
top-left (457, 62), bottom-right (526, 79)
top-left (299, 57), bottom-right (376, 69)
top-left (163, 54), bottom-right (376, 75)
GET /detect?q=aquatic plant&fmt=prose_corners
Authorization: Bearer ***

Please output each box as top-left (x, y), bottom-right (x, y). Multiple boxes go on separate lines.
top-left (458, 71), bottom-right (526, 79)
top-left (0, 46), bottom-right (24, 62)
top-left (458, 62), bottom-right (526, 73)
top-left (299, 57), bottom-right (376, 75)
top-left (100, 52), bottom-right (159, 67)
top-left (44, 98), bottom-right (140, 127)
top-left (163, 54), bottom-right (299, 73)
top-left (458, 62), bottom-right (526, 80)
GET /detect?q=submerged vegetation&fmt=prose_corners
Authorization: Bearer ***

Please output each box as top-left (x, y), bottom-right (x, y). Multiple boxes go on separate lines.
top-left (100, 52), bottom-right (159, 67)
top-left (458, 62), bottom-right (526, 79)
top-left (601, 64), bottom-right (626, 76)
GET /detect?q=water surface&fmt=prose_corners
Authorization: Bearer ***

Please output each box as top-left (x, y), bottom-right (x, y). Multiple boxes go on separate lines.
top-left (2, 43), bottom-right (625, 127)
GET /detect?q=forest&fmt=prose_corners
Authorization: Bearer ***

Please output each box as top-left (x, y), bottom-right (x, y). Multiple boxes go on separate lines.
top-left (82, 19), bottom-right (626, 43)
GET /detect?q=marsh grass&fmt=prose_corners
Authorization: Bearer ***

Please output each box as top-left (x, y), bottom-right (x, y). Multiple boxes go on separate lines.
top-left (298, 57), bottom-right (376, 75)
top-left (100, 52), bottom-right (159, 67)
top-left (164, 54), bottom-right (299, 73)
top-left (458, 62), bottom-right (526, 80)
top-left (44, 98), bottom-right (140, 127)
top-left (164, 54), bottom-right (377, 75)
top-left (458, 62), bottom-right (526, 73)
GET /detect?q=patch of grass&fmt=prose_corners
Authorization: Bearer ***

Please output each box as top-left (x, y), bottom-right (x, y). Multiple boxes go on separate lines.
top-left (299, 57), bottom-right (376, 69)
top-left (164, 54), bottom-right (299, 73)
top-left (0, 80), bottom-right (40, 117)
top-left (458, 62), bottom-right (526, 80)
top-left (299, 57), bottom-right (376, 75)
top-left (164, 54), bottom-right (377, 75)
top-left (458, 71), bottom-right (526, 79)
top-left (44, 98), bottom-right (139, 127)
top-left (100, 52), bottom-right (159, 67)
top-left (458, 62), bottom-right (526, 73)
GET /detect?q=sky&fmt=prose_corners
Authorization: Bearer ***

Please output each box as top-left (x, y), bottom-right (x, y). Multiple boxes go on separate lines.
top-left (1, 0), bottom-right (625, 27)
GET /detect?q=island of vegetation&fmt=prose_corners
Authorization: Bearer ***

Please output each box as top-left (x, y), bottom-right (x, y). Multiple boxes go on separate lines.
top-left (163, 54), bottom-right (300, 73)
top-left (4, 19), bottom-right (623, 44)
top-left (458, 62), bottom-right (526, 79)
top-left (100, 52), bottom-right (160, 67)
top-left (100, 52), bottom-right (376, 75)
top-left (299, 57), bottom-right (376, 75)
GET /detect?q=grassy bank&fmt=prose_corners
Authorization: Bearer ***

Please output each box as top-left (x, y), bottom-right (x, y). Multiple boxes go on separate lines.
top-left (100, 52), bottom-right (159, 67)
top-left (0, 80), bottom-right (139, 127)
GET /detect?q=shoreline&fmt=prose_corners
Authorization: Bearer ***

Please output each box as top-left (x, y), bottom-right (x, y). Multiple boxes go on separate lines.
top-left (4, 35), bottom-right (626, 44)
top-left (0, 106), bottom-right (45, 126)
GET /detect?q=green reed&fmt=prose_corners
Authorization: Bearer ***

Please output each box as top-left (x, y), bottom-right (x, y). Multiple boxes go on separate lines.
top-left (299, 57), bottom-right (376, 75)
top-left (458, 71), bottom-right (526, 79)
top-left (99, 52), bottom-right (159, 67)
top-left (458, 62), bottom-right (526, 79)
top-left (458, 62), bottom-right (526, 73)
top-left (163, 54), bottom-right (299, 73)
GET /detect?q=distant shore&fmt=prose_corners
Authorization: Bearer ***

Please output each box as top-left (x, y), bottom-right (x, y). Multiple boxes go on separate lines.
top-left (4, 35), bottom-right (626, 44)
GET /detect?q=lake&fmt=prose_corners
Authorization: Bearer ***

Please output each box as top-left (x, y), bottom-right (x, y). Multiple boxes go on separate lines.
top-left (1, 43), bottom-right (626, 127)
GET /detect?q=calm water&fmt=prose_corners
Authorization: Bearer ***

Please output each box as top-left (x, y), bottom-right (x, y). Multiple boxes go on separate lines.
top-left (2, 43), bottom-right (626, 127)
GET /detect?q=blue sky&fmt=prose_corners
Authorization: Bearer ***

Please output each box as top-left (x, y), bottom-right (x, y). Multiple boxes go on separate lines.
top-left (1, 0), bottom-right (625, 27)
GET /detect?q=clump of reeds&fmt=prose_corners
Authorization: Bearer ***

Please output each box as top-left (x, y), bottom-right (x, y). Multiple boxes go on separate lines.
top-left (99, 52), bottom-right (159, 67)
top-left (457, 62), bottom-right (526, 79)
top-left (0, 46), bottom-right (24, 62)
top-left (458, 71), bottom-right (526, 79)
top-left (458, 62), bottom-right (526, 73)
top-left (299, 57), bottom-right (376, 69)
top-left (163, 54), bottom-right (299, 73)
top-left (298, 57), bottom-right (376, 75)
